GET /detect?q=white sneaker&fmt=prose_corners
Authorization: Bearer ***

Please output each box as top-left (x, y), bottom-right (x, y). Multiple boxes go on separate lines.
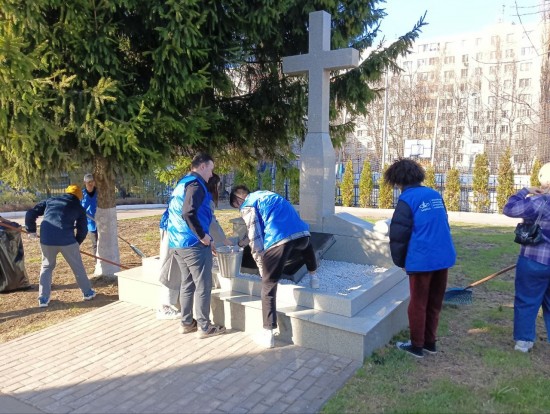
top-left (310, 273), bottom-right (320, 289)
top-left (514, 340), bottom-right (534, 353)
top-left (156, 306), bottom-right (181, 320)
top-left (254, 329), bottom-right (275, 349)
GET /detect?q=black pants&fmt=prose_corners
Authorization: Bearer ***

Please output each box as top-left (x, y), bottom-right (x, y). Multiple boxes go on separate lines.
top-left (261, 236), bottom-right (317, 329)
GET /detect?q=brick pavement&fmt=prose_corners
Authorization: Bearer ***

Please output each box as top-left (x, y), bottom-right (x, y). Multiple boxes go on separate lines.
top-left (0, 301), bottom-right (361, 414)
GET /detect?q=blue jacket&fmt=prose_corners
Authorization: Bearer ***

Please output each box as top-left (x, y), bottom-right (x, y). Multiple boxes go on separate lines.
top-left (81, 188), bottom-right (97, 232)
top-left (241, 191), bottom-right (309, 250)
top-left (25, 194), bottom-right (88, 246)
top-left (167, 174), bottom-right (212, 248)
top-left (389, 185), bottom-right (456, 272)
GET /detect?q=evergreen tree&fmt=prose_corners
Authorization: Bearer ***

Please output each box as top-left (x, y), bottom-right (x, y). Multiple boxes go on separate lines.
top-left (378, 165), bottom-right (393, 209)
top-left (0, 1), bottom-right (424, 273)
top-left (340, 160), bottom-right (355, 207)
top-left (531, 158), bottom-right (542, 187)
top-left (358, 160), bottom-right (374, 207)
top-left (424, 164), bottom-right (436, 189)
top-left (444, 168), bottom-right (461, 211)
top-left (472, 153), bottom-right (490, 213)
top-left (496, 147), bottom-right (515, 213)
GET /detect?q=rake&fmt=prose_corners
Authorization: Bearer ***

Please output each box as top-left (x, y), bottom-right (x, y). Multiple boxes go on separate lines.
top-left (443, 264), bottom-right (516, 305)
top-left (0, 221), bottom-right (129, 270)
top-left (86, 214), bottom-right (146, 258)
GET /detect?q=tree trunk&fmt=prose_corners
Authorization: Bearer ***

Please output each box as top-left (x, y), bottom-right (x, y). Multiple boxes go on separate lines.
top-left (92, 156), bottom-right (121, 276)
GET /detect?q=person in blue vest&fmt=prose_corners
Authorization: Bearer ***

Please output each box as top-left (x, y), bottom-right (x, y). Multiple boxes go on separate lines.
top-left (229, 186), bottom-right (318, 349)
top-left (385, 158), bottom-right (456, 358)
top-left (25, 185), bottom-right (96, 307)
top-left (167, 153), bottom-right (226, 338)
top-left (81, 173), bottom-right (98, 255)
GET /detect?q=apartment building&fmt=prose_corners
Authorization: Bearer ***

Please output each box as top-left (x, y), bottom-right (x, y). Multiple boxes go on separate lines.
top-left (355, 7), bottom-right (549, 174)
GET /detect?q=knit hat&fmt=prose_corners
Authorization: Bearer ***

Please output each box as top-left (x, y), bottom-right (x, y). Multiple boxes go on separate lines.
top-left (538, 163), bottom-right (550, 186)
top-left (65, 184), bottom-right (83, 201)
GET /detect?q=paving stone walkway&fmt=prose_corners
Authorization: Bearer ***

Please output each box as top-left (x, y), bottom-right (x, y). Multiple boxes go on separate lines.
top-left (0, 301), bottom-right (361, 414)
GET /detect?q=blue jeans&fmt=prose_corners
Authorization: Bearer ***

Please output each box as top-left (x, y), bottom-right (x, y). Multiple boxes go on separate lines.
top-left (514, 255), bottom-right (550, 342)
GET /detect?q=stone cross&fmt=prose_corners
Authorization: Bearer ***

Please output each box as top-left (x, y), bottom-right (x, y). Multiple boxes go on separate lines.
top-left (282, 11), bottom-right (359, 229)
top-left (283, 11), bottom-right (359, 134)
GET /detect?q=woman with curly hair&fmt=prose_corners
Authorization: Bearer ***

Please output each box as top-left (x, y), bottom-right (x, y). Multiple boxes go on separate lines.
top-left (385, 158), bottom-right (456, 358)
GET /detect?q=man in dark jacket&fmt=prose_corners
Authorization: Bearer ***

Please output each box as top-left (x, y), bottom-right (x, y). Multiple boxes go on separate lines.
top-left (26, 185), bottom-right (96, 308)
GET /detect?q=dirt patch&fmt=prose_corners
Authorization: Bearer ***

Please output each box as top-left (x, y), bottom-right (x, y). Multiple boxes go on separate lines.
top-left (0, 216), bottom-right (162, 343)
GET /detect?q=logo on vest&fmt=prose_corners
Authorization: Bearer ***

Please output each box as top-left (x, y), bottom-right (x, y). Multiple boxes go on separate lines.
top-left (419, 201), bottom-right (431, 212)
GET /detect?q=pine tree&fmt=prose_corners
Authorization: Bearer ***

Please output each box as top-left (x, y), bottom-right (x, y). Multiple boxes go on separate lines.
top-left (358, 160), bottom-right (374, 207)
top-left (496, 147), bottom-right (515, 213)
top-left (378, 165), bottom-right (394, 209)
top-left (0, 1), bottom-right (424, 273)
top-left (444, 168), bottom-right (461, 211)
top-left (472, 153), bottom-right (490, 213)
top-left (531, 158), bottom-right (542, 187)
top-left (424, 164), bottom-right (436, 189)
top-left (340, 160), bottom-right (355, 207)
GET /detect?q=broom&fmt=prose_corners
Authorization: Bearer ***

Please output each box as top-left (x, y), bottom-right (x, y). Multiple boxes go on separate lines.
top-left (86, 214), bottom-right (147, 258)
top-left (0, 221), bottom-right (130, 270)
top-left (443, 264), bottom-right (516, 305)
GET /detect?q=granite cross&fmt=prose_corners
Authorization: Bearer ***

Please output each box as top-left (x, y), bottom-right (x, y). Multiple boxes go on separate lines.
top-left (282, 11), bottom-right (359, 134)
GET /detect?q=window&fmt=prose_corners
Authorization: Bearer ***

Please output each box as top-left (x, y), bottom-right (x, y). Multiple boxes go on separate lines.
top-left (441, 126), bottom-right (452, 134)
top-left (476, 52), bottom-right (483, 61)
top-left (461, 68), bottom-right (468, 78)
top-left (419, 44), bottom-right (429, 52)
top-left (521, 47), bottom-right (534, 56)
top-left (505, 49), bottom-right (514, 58)
top-left (473, 126), bottom-right (479, 133)
top-left (519, 78), bottom-right (531, 87)
top-left (474, 112), bottom-right (480, 120)
top-left (491, 35), bottom-right (500, 45)
top-left (458, 112), bottom-right (465, 122)
top-left (517, 124), bottom-right (528, 132)
top-left (488, 96), bottom-right (496, 105)
top-left (501, 125), bottom-right (509, 133)
top-left (444, 56), bottom-right (455, 64)
top-left (444, 70), bottom-right (454, 80)
top-left (417, 58), bottom-right (426, 67)
top-left (504, 63), bottom-right (514, 73)
top-left (504, 79), bottom-right (512, 88)
top-left (486, 125), bottom-right (495, 133)
top-left (519, 108), bottom-right (531, 117)
top-left (428, 71), bottom-right (435, 80)
top-left (426, 113), bottom-right (435, 121)
top-left (475, 67), bottom-right (482, 75)
top-left (519, 94), bottom-right (532, 104)
top-left (429, 57), bottom-right (439, 65)
top-left (403, 61), bottom-right (413, 71)
top-left (476, 37), bottom-right (482, 46)
top-left (520, 62), bottom-right (532, 71)
top-left (445, 42), bottom-right (455, 50)
top-left (462, 54), bottom-right (469, 63)
top-left (507, 33), bottom-right (514, 42)
top-left (490, 66), bottom-right (498, 74)
top-left (502, 110), bottom-right (508, 118)
top-left (487, 110), bottom-right (495, 119)
top-left (458, 126), bottom-right (464, 134)
top-left (490, 51), bottom-right (501, 59)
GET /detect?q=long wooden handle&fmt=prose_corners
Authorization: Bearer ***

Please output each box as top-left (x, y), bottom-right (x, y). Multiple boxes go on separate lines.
top-left (467, 264), bottom-right (516, 288)
top-left (79, 250), bottom-right (129, 270)
top-left (1, 220), bottom-right (129, 270)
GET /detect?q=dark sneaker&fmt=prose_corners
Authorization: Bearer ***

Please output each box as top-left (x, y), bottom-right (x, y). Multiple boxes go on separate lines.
top-left (196, 324), bottom-right (226, 339)
top-left (423, 342), bottom-right (437, 355)
top-left (179, 319), bottom-right (198, 334)
top-left (396, 340), bottom-right (424, 358)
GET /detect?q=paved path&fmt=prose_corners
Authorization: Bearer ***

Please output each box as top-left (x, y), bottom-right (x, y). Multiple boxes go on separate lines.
top-left (0, 302), bottom-right (361, 414)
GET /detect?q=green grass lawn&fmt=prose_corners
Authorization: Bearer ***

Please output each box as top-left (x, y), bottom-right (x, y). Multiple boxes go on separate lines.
top-left (323, 222), bottom-right (550, 414)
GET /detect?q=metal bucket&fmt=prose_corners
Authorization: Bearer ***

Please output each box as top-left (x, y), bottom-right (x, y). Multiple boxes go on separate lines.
top-left (216, 246), bottom-right (243, 278)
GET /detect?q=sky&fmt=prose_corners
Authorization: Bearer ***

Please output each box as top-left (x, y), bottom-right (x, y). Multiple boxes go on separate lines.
top-left (379, 0), bottom-right (541, 41)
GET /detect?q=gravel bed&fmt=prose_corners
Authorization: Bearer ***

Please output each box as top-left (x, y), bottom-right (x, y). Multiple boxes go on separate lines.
top-left (241, 259), bottom-right (388, 296)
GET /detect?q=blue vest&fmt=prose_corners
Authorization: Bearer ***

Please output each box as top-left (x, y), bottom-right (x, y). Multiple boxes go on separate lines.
top-left (167, 175), bottom-right (212, 248)
top-left (241, 191), bottom-right (309, 250)
top-left (399, 186), bottom-right (456, 271)
top-left (81, 189), bottom-right (97, 232)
